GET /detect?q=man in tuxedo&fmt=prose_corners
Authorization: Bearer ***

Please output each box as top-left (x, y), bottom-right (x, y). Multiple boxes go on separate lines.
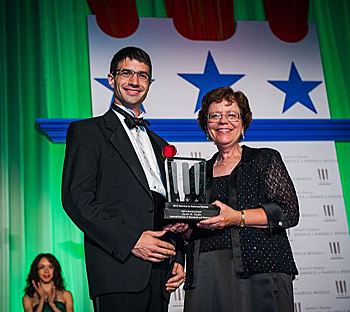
top-left (62, 46), bottom-right (186, 312)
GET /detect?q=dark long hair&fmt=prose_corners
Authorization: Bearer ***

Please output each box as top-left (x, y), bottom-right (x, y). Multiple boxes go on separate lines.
top-left (24, 253), bottom-right (65, 297)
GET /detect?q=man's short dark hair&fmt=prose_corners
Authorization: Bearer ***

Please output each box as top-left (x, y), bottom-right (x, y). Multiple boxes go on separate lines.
top-left (110, 46), bottom-right (152, 77)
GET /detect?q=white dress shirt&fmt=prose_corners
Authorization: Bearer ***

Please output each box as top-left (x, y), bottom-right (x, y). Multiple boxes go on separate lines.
top-left (113, 105), bottom-right (166, 197)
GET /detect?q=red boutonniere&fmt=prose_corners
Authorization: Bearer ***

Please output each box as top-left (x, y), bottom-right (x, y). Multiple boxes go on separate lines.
top-left (162, 144), bottom-right (177, 158)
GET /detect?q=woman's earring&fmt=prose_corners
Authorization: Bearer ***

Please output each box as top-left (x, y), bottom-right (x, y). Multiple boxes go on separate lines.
top-left (241, 131), bottom-right (245, 141)
top-left (206, 132), bottom-right (211, 141)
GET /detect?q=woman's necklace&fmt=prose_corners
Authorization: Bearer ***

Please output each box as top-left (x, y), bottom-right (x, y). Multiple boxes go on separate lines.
top-left (215, 147), bottom-right (242, 166)
top-left (215, 157), bottom-right (241, 166)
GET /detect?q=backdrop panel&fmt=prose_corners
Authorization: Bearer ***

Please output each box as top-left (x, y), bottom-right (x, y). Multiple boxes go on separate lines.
top-left (1, 1), bottom-right (350, 311)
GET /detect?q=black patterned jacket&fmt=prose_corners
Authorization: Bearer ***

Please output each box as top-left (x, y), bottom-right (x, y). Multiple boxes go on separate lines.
top-left (185, 145), bottom-right (299, 289)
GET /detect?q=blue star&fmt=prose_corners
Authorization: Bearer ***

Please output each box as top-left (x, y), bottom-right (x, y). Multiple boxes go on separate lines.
top-left (94, 78), bottom-right (146, 112)
top-left (178, 52), bottom-right (245, 112)
top-left (95, 78), bottom-right (115, 107)
top-left (268, 62), bottom-right (322, 114)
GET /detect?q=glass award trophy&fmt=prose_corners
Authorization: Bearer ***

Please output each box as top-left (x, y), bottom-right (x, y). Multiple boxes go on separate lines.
top-left (164, 157), bottom-right (219, 221)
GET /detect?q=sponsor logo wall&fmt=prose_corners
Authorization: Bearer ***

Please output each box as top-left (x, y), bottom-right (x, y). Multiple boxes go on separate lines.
top-left (88, 17), bottom-right (350, 311)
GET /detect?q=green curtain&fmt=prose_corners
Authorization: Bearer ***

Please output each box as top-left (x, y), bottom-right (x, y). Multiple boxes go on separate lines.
top-left (1, 0), bottom-right (93, 311)
top-left (1, 0), bottom-right (349, 311)
top-left (309, 0), bottom-right (350, 230)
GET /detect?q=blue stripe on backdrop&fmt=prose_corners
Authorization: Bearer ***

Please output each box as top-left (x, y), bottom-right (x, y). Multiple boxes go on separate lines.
top-left (35, 118), bottom-right (350, 143)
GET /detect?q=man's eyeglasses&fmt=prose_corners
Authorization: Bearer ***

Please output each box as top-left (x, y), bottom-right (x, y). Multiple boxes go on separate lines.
top-left (207, 112), bottom-right (241, 122)
top-left (113, 69), bottom-right (151, 82)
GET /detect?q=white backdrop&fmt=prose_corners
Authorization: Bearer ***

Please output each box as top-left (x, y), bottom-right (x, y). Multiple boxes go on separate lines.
top-left (88, 17), bottom-right (350, 311)
top-left (172, 142), bottom-right (350, 312)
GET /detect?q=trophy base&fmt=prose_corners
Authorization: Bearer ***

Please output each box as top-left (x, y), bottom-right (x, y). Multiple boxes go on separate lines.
top-left (164, 202), bottom-right (219, 221)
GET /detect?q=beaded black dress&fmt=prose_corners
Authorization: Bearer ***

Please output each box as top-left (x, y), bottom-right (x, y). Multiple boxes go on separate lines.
top-left (183, 146), bottom-right (298, 312)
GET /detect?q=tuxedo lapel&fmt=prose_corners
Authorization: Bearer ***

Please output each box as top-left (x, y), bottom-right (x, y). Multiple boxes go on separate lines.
top-left (103, 110), bottom-right (151, 197)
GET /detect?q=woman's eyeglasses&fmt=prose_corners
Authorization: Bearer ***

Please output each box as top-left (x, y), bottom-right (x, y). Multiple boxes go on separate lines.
top-left (207, 112), bottom-right (241, 122)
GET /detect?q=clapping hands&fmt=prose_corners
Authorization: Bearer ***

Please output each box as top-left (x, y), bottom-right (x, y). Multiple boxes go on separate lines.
top-left (32, 280), bottom-right (47, 302)
top-left (32, 280), bottom-right (56, 305)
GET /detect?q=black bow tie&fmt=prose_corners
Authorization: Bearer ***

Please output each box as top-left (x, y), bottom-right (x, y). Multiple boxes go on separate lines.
top-left (111, 104), bottom-right (150, 129)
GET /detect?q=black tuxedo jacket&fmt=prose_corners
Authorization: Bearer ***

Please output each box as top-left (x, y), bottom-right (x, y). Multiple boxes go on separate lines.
top-left (62, 109), bottom-right (173, 298)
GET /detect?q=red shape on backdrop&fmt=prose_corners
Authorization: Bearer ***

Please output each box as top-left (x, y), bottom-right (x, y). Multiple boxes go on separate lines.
top-left (87, 0), bottom-right (139, 38)
top-left (164, 0), bottom-right (235, 41)
top-left (264, 0), bottom-right (309, 43)
top-left (87, 0), bottom-right (310, 43)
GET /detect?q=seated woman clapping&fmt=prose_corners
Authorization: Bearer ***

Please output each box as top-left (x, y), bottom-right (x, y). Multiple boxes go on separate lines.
top-left (22, 253), bottom-right (74, 312)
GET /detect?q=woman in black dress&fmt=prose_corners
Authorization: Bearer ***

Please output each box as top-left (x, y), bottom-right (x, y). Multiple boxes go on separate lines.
top-left (184, 87), bottom-right (299, 312)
